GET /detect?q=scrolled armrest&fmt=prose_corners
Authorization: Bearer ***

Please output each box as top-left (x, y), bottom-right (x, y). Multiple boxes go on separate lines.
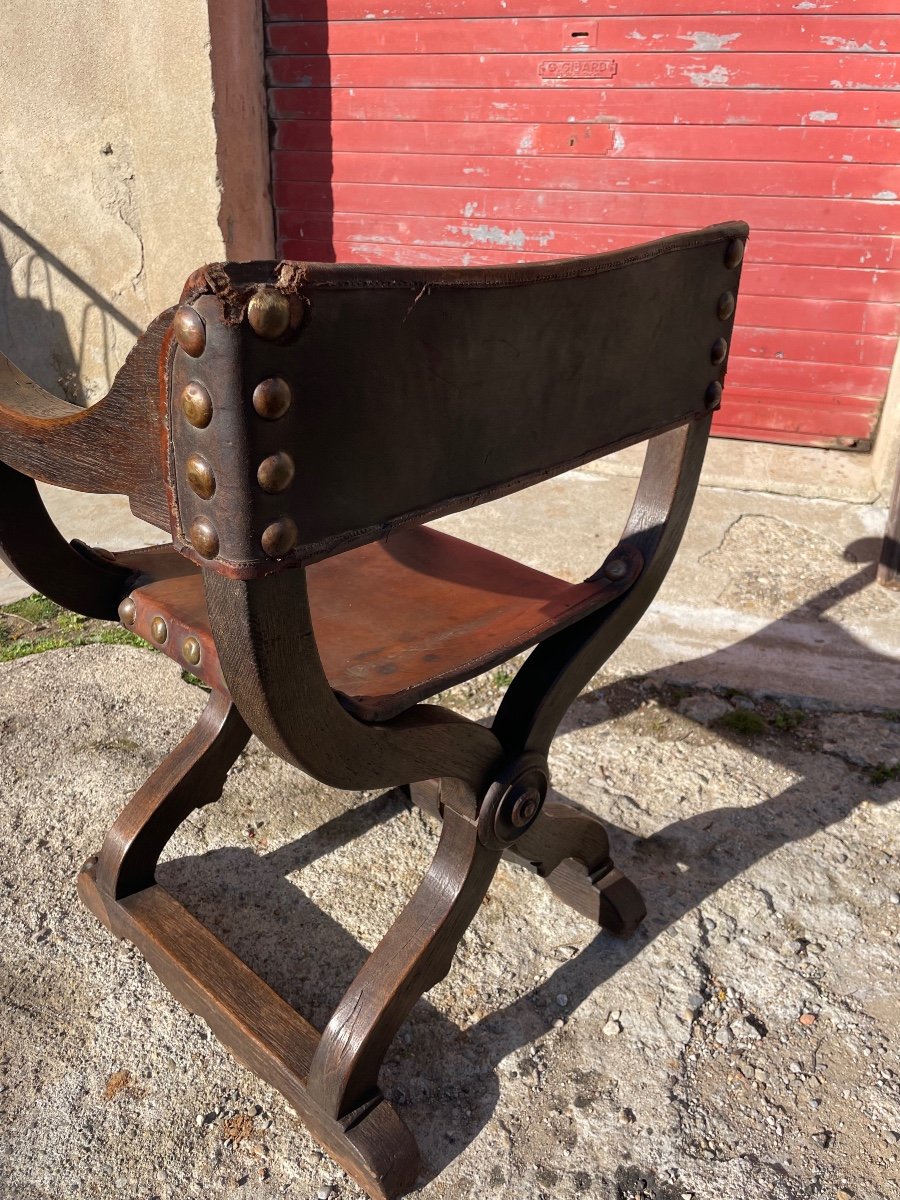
top-left (0, 310), bottom-right (175, 530)
top-left (0, 353), bottom-right (81, 425)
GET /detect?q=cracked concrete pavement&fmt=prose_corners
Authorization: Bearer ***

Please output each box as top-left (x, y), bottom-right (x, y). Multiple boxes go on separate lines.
top-left (1, 454), bottom-right (899, 1200)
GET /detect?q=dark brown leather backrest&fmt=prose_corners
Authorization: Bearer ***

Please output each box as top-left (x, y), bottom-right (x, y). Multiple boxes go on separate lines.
top-left (167, 220), bottom-right (747, 577)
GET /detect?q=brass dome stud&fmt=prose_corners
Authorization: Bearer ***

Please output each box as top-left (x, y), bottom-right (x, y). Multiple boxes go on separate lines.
top-left (261, 517), bottom-right (299, 559)
top-left (706, 380), bottom-right (723, 409)
top-left (257, 451), bottom-right (295, 494)
top-left (190, 516), bottom-right (220, 559)
top-left (717, 291), bottom-right (736, 321)
top-left (180, 382), bottom-right (213, 428)
top-left (186, 453), bottom-right (216, 500)
top-left (182, 637), bottom-right (202, 666)
top-left (150, 616), bottom-right (168, 644)
top-left (118, 597), bottom-right (136, 627)
top-left (252, 377), bottom-right (292, 421)
top-left (247, 289), bottom-right (291, 340)
top-left (725, 238), bottom-right (745, 269)
top-left (173, 306), bottom-right (206, 357)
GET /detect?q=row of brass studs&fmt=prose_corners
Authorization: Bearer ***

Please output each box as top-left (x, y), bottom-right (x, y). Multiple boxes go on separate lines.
top-left (117, 598), bottom-right (202, 666)
top-left (173, 288), bottom-right (297, 360)
top-left (173, 306), bottom-right (218, 558)
top-left (704, 237), bottom-right (743, 410)
top-left (182, 503), bottom-right (297, 562)
top-left (248, 290), bottom-right (298, 558)
top-left (173, 289), bottom-right (301, 561)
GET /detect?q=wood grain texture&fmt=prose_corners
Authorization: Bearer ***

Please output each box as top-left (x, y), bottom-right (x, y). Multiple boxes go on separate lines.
top-left (0, 311), bottom-right (174, 530)
top-left (307, 804), bottom-right (501, 1118)
top-left (77, 871), bottom-right (420, 1200)
top-left (0, 462), bottom-right (134, 619)
top-left (95, 689), bottom-right (251, 899)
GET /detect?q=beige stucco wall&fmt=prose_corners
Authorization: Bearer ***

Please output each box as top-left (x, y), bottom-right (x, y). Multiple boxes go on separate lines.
top-left (873, 342), bottom-right (900, 498)
top-left (0, 0), bottom-right (273, 405)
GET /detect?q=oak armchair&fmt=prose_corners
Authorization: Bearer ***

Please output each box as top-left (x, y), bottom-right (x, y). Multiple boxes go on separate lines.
top-left (0, 221), bottom-right (746, 1199)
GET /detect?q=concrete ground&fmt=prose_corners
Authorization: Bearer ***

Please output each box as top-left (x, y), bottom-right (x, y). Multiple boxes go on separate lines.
top-left (1, 446), bottom-right (899, 1200)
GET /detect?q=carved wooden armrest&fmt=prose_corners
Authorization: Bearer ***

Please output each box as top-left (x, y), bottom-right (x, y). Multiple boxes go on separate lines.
top-left (0, 312), bottom-right (174, 529)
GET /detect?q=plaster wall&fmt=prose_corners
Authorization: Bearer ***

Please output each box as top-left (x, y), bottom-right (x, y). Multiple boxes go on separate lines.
top-left (873, 342), bottom-right (900, 499)
top-left (0, 0), bottom-right (273, 405)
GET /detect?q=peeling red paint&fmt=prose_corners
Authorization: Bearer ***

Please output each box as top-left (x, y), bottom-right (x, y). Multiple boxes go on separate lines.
top-left (266, 1), bottom-right (900, 449)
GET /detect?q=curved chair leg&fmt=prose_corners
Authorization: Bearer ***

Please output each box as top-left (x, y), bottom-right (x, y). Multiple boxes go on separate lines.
top-left (78, 689), bottom-right (251, 921)
top-left (409, 782), bottom-right (645, 937)
top-left (0, 462), bottom-right (135, 620)
top-left (307, 800), bottom-right (502, 1122)
top-left (77, 687), bottom-right (426, 1200)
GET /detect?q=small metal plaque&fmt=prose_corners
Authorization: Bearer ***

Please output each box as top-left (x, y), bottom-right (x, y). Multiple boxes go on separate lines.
top-left (539, 59), bottom-right (618, 81)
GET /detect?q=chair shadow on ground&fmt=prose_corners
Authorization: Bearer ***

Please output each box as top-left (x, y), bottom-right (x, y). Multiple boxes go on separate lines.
top-left (157, 534), bottom-right (899, 1184)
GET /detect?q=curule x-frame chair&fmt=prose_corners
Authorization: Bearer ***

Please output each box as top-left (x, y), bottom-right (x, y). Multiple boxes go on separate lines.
top-left (0, 220), bottom-right (746, 1199)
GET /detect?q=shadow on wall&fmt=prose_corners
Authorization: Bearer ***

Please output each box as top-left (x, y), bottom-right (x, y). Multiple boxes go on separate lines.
top-left (0, 210), bottom-right (141, 405)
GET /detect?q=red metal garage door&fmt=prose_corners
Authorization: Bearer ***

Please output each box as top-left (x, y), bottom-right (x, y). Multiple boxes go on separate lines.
top-left (265, 1), bottom-right (900, 449)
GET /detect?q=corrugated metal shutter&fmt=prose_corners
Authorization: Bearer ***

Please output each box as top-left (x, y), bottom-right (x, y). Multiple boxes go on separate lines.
top-left (265, 1), bottom-right (900, 449)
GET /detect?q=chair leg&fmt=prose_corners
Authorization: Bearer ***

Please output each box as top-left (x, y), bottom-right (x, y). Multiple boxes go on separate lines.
top-left (78, 688), bottom-right (251, 918)
top-left (78, 754), bottom-right (499, 1200)
top-left (410, 782), bottom-right (646, 937)
top-left (77, 861), bottom-right (423, 1200)
top-left (307, 800), bottom-right (502, 1121)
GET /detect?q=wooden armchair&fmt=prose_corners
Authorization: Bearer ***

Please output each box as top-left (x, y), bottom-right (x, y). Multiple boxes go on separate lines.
top-left (0, 221), bottom-right (746, 1199)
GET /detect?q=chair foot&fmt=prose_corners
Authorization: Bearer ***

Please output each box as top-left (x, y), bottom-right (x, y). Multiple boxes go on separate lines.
top-left (77, 855), bottom-right (114, 932)
top-left (78, 771), bottom-right (496, 1199)
top-left (409, 781), bottom-right (646, 936)
top-left (77, 861), bottom-right (420, 1200)
top-left (543, 858), bottom-right (646, 936)
top-left (78, 692), bottom-right (422, 1194)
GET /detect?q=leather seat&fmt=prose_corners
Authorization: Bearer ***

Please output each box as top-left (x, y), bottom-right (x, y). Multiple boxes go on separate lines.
top-left (117, 525), bottom-right (638, 721)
